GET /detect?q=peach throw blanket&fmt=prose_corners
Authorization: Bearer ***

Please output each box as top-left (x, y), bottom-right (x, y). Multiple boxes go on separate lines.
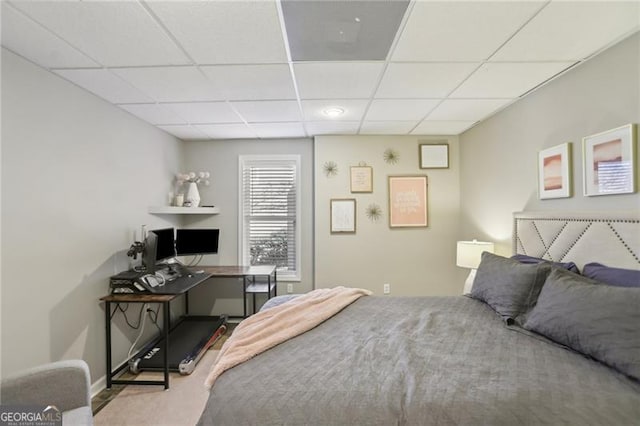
top-left (204, 286), bottom-right (372, 388)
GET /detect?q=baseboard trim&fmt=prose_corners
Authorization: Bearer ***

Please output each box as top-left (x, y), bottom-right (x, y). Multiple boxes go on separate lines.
top-left (91, 375), bottom-right (107, 398)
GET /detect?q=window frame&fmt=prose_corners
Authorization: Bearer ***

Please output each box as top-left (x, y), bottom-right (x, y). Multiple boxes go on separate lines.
top-left (238, 155), bottom-right (301, 281)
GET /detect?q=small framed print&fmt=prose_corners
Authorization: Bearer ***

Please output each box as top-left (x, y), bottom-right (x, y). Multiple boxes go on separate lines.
top-left (538, 142), bottom-right (572, 199)
top-left (350, 166), bottom-right (373, 193)
top-left (330, 199), bottom-right (356, 234)
top-left (419, 143), bottom-right (449, 169)
top-left (583, 124), bottom-right (637, 196)
top-left (388, 175), bottom-right (428, 228)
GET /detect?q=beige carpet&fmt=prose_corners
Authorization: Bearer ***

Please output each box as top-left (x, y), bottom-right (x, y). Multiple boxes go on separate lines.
top-left (94, 349), bottom-right (218, 426)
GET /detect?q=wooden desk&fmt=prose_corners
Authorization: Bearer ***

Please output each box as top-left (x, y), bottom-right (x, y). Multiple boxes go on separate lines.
top-left (100, 270), bottom-right (212, 389)
top-left (201, 265), bottom-right (277, 317)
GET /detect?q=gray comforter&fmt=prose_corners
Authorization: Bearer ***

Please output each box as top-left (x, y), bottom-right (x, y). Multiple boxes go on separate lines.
top-left (198, 296), bottom-right (640, 425)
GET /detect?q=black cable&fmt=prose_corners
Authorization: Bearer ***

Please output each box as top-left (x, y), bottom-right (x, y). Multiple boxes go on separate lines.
top-left (110, 302), bottom-right (131, 320)
top-left (147, 305), bottom-right (162, 333)
top-left (113, 303), bottom-right (145, 329)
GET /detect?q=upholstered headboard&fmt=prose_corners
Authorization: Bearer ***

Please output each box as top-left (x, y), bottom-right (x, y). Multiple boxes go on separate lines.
top-left (513, 211), bottom-right (640, 270)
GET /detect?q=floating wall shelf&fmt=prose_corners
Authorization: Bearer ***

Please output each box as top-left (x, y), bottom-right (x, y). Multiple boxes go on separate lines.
top-left (148, 206), bottom-right (220, 215)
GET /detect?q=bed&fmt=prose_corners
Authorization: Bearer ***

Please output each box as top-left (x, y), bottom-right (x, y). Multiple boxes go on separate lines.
top-left (198, 211), bottom-right (640, 425)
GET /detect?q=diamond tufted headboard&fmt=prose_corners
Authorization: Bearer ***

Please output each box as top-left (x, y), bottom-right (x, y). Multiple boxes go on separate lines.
top-left (513, 211), bottom-right (640, 270)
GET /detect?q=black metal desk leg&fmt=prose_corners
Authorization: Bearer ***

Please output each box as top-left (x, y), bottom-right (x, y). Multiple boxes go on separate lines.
top-left (105, 301), bottom-right (112, 389)
top-left (163, 300), bottom-right (170, 389)
top-left (243, 276), bottom-right (247, 318)
top-left (253, 292), bottom-right (256, 315)
top-left (274, 270), bottom-right (277, 297)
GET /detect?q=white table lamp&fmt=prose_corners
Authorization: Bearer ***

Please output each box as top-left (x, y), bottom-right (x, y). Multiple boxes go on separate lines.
top-left (457, 240), bottom-right (495, 295)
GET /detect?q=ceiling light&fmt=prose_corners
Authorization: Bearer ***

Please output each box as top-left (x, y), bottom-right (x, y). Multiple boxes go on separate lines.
top-left (322, 107), bottom-right (345, 118)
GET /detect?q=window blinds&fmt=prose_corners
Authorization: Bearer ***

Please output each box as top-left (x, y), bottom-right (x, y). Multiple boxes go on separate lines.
top-left (241, 159), bottom-right (298, 277)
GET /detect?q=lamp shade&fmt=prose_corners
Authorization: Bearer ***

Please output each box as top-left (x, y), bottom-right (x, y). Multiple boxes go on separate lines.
top-left (456, 240), bottom-right (495, 269)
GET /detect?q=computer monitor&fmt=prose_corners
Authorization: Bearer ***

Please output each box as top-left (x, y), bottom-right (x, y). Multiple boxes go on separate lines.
top-left (176, 229), bottom-right (219, 256)
top-left (151, 228), bottom-right (176, 262)
top-left (142, 231), bottom-right (157, 273)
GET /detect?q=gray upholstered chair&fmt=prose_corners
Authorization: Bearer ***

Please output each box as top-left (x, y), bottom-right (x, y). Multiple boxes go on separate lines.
top-left (1, 359), bottom-right (93, 425)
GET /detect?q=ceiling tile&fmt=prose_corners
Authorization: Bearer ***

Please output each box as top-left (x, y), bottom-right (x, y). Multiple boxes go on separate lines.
top-left (249, 123), bottom-right (307, 139)
top-left (450, 62), bottom-right (575, 98)
top-left (147, 1), bottom-right (287, 64)
top-left (294, 62), bottom-right (384, 99)
top-left (365, 99), bottom-right (440, 121)
top-left (53, 69), bottom-right (154, 104)
top-left (301, 100), bottom-right (368, 121)
top-left (111, 67), bottom-right (222, 102)
top-left (376, 63), bottom-right (478, 98)
top-left (167, 102), bottom-right (241, 124)
top-left (492, 2), bottom-right (640, 61)
top-left (392, 2), bottom-right (545, 61)
top-left (282, 0), bottom-right (409, 61)
top-left (158, 125), bottom-right (209, 140)
top-left (1, 3), bottom-right (99, 69)
top-left (194, 123), bottom-right (257, 140)
top-left (305, 121), bottom-right (360, 136)
top-left (427, 99), bottom-right (512, 121)
top-left (200, 65), bottom-right (296, 100)
top-left (411, 121), bottom-right (477, 135)
top-left (232, 101), bottom-right (302, 123)
top-left (11, 1), bottom-right (190, 67)
top-left (118, 104), bottom-right (186, 126)
top-left (360, 121), bottom-right (417, 135)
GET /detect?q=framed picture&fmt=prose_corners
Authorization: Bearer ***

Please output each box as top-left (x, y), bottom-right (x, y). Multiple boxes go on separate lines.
top-left (388, 175), bottom-right (428, 228)
top-left (350, 166), bottom-right (373, 193)
top-left (538, 142), bottom-right (572, 199)
top-left (583, 124), bottom-right (637, 196)
top-left (419, 143), bottom-right (449, 169)
top-left (330, 199), bottom-right (356, 234)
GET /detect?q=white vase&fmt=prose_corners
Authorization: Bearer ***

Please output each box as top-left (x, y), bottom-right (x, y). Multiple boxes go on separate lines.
top-left (185, 182), bottom-right (201, 207)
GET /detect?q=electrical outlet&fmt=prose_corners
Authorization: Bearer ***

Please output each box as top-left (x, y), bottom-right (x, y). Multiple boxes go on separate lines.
top-left (383, 283), bottom-right (390, 295)
top-left (287, 283), bottom-right (293, 294)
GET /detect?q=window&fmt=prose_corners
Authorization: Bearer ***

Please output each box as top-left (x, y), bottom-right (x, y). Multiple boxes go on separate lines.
top-left (239, 155), bottom-right (301, 281)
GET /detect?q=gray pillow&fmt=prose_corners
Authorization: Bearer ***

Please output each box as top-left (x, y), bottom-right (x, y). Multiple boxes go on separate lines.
top-left (524, 268), bottom-right (640, 381)
top-left (470, 252), bottom-right (551, 322)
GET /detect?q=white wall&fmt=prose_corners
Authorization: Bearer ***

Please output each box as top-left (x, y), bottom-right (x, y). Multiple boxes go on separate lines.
top-left (180, 139), bottom-right (314, 316)
top-left (315, 135), bottom-right (465, 296)
top-left (1, 48), bottom-right (183, 388)
top-left (459, 33), bottom-right (640, 255)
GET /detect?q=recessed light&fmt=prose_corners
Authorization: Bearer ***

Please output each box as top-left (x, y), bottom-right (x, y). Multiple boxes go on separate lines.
top-left (322, 107), bottom-right (345, 118)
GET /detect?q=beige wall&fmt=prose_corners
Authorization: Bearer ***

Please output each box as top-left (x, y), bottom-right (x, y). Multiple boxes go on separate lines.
top-left (315, 135), bottom-right (466, 296)
top-left (459, 33), bottom-right (640, 256)
top-left (181, 139), bottom-right (314, 316)
top-left (1, 48), bottom-right (183, 390)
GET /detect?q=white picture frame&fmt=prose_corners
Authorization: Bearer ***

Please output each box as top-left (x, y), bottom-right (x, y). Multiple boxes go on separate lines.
top-left (538, 142), bottom-right (572, 199)
top-left (583, 124), bottom-right (637, 196)
top-left (330, 199), bottom-right (356, 234)
top-left (419, 143), bottom-right (449, 169)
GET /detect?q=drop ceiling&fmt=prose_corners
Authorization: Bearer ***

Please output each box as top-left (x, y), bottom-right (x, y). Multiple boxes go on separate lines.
top-left (2, 1), bottom-right (638, 140)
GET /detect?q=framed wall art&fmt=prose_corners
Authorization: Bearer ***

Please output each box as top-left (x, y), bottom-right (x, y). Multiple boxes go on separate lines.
top-left (583, 124), bottom-right (637, 196)
top-left (388, 175), bottom-right (428, 228)
top-left (419, 143), bottom-right (449, 169)
top-left (538, 142), bottom-right (572, 199)
top-left (350, 166), bottom-right (373, 193)
top-left (330, 199), bottom-right (356, 234)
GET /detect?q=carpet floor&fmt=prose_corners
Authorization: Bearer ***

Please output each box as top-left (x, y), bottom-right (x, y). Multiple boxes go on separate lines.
top-left (93, 348), bottom-right (218, 426)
